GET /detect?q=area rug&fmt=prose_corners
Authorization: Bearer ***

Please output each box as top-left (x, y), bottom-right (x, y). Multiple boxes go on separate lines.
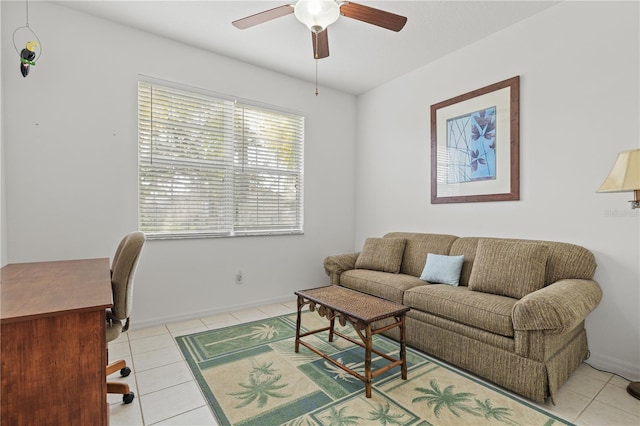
top-left (176, 311), bottom-right (571, 426)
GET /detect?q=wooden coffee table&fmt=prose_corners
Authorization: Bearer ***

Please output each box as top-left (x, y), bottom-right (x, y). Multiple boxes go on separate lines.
top-left (294, 285), bottom-right (410, 398)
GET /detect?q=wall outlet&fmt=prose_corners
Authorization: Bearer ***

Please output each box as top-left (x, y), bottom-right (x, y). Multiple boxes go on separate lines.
top-left (235, 271), bottom-right (243, 285)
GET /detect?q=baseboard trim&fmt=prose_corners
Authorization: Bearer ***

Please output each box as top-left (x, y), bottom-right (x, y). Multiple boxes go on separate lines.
top-left (130, 293), bottom-right (294, 331)
top-left (586, 351), bottom-right (640, 382)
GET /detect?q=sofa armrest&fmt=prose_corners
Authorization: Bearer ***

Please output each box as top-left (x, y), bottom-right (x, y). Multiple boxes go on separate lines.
top-left (323, 253), bottom-right (360, 285)
top-left (512, 279), bottom-right (602, 335)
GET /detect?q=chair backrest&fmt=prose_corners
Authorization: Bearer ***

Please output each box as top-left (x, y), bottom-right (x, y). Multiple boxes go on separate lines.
top-left (110, 232), bottom-right (145, 327)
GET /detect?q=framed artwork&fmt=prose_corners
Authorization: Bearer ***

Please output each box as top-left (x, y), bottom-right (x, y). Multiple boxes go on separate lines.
top-left (430, 76), bottom-right (520, 204)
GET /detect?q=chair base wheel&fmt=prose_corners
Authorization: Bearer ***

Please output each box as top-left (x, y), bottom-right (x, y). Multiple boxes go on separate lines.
top-left (123, 392), bottom-right (135, 404)
top-left (120, 366), bottom-right (131, 377)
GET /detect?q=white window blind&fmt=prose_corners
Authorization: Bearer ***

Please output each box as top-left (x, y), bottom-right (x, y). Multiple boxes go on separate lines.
top-left (138, 81), bottom-right (304, 239)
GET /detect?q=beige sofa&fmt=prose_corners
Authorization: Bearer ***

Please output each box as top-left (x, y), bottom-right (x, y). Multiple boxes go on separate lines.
top-left (323, 232), bottom-right (602, 403)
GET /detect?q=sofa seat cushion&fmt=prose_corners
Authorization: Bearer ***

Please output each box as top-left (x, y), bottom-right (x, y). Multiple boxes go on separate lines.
top-left (340, 270), bottom-right (424, 304)
top-left (403, 285), bottom-right (517, 337)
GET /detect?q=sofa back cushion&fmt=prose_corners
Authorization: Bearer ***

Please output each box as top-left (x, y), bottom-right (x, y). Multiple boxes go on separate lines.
top-left (468, 239), bottom-right (549, 299)
top-left (355, 237), bottom-right (406, 273)
top-left (384, 232), bottom-right (459, 277)
top-left (450, 237), bottom-right (597, 287)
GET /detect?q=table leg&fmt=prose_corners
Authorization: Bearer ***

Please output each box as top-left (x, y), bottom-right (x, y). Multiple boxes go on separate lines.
top-left (400, 314), bottom-right (407, 380)
top-left (328, 315), bottom-right (335, 342)
top-left (364, 324), bottom-right (372, 398)
top-left (295, 296), bottom-right (303, 353)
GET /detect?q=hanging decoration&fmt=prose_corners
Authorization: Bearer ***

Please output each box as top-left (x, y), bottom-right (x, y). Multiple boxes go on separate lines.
top-left (12, 0), bottom-right (42, 78)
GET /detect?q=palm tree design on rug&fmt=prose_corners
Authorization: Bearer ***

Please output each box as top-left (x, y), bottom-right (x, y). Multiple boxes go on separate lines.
top-left (283, 416), bottom-right (318, 426)
top-left (228, 360), bottom-right (291, 408)
top-left (412, 379), bottom-right (477, 417)
top-left (412, 379), bottom-right (519, 424)
top-left (474, 398), bottom-right (520, 425)
top-left (204, 323), bottom-right (279, 347)
top-left (322, 406), bottom-right (361, 426)
top-left (323, 358), bottom-right (365, 382)
top-left (367, 401), bottom-right (406, 425)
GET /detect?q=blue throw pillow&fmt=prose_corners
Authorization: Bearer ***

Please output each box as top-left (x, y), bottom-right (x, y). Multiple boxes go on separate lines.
top-left (419, 253), bottom-right (465, 286)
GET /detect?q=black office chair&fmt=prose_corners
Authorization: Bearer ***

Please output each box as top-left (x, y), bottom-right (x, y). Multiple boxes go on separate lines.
top-left (106, 231), bottom-right (145, 404)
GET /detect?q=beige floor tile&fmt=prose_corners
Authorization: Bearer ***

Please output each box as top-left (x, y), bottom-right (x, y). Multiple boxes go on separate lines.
top-left (128, 325), bottom-right (170, 341)
top-left (206, 320), bottom-right (241, 330)
top-left (136, 361), bottom-right (193, 396)
top-left (133, 345), bottom-right (184, 372)
top-left (200, 312), bottom-right (238, 326)
top-left (541, 387), bottom-right (591, 423)
top-left (230, 307), bottom-right (269, 322)
top-left (109, 397), bottom-right (144, 426)
top-left (130, 333), bottom-right (177, 355)
top-left (166, 319), bottom-right (207, 332)
top-left (108, 340), bottom-right (132, 361)
top-left (111, 332), bottom-right (130, 344)
top-left (258, 302), bottom-right (295, 317)
top-left (152, 406), bottom-right (218, 425)
top-left (595, 383), bottom-right (640, 417)
top-left (579, 363), bottom-right (615, 382)
top-left (282, 300), bottom-right (298, 311)
top-left (562, 368), bottom-right (609, 399)
top-left (576, 400), bottom-right (640, 426)
top-left (207, 322), bottom-right (240, 330)
top-left (139, 381), bottom-right (207, 425)
top-left (170, 325), bottom-right (208, 338)
top-left (610, 375), bottom-right (633, 389)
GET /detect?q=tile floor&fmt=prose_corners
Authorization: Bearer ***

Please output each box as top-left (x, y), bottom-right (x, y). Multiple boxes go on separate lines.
top-left (108, 300), bottom-right (640, 425)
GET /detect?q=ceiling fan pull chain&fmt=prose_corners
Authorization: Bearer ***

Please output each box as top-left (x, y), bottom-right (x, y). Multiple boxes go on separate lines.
top-left (314, 33), bottom-right (319, 96)
top-left (315, 59), bottom-right (319, 96)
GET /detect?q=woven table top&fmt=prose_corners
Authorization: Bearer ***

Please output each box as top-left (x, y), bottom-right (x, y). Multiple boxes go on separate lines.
top-left (295, 285), bottom-right (410, 323)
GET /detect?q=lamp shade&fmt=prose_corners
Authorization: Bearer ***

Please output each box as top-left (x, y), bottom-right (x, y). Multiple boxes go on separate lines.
top-left (597, 149), bottom-right (640, 193)
top-left (294, 0), bottom-right (340, 33)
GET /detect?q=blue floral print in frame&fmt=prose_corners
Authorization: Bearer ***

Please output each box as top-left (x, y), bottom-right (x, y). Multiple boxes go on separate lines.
top-left (446, 106), bottom-right (497, 183)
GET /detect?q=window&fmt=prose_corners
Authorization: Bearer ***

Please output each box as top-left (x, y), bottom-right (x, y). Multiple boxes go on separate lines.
top-left (138, 80), bottom-right (304, 239)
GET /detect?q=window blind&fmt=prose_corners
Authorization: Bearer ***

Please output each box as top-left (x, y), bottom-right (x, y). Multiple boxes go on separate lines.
top-left (138, 81), bottom-right (304, 239)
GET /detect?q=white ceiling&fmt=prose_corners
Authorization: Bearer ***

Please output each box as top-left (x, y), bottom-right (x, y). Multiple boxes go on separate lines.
top-left (52, 1), bottom-right (559, 95)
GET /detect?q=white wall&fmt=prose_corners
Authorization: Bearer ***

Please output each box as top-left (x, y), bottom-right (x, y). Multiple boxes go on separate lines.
top-left (355, 1), bottom-right (639, 381)
top-left (1, 1), bottom-right (357, 325)
top-left (3, 0), bottom-right (638, 383)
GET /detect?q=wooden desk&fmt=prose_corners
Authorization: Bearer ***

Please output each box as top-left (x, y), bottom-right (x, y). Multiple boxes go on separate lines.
top-left (1, 258), bottom-right (112, 425)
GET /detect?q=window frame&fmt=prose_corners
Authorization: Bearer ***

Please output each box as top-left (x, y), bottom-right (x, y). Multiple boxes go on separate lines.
top-left (137, 78), bottom-right (305, 240)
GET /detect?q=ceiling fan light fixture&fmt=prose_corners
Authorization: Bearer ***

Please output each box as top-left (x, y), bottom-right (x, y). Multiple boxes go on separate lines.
top-left (294, 0), bottom-right (340, 33)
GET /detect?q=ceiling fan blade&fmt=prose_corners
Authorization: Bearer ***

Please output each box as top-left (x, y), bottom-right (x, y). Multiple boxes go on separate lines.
top-left (232, 4), bottom-right (294, 30)
top-left (312, 29), bottom-right (329, 59)
top-left (339, 2), bottom-right (407, 32)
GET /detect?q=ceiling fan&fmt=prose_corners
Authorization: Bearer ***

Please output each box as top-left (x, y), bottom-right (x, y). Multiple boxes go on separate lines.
top-left (232, 0), bottom-right (407, 60)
